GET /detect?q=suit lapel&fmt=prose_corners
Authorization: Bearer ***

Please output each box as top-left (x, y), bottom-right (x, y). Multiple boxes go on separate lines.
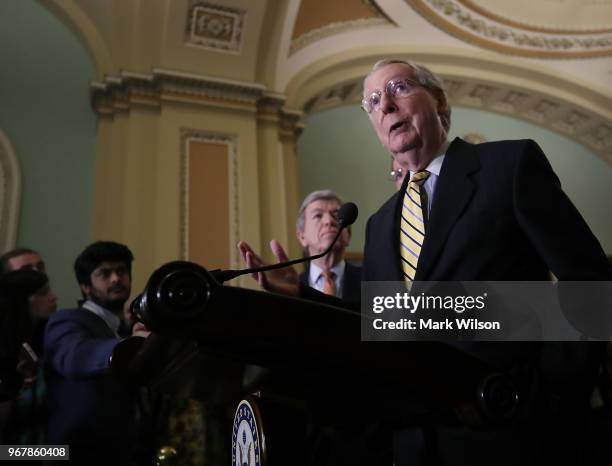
top-left (415, 138), bottom-right (480, 281)
top-left (370, 190), bottom-right (405, 282)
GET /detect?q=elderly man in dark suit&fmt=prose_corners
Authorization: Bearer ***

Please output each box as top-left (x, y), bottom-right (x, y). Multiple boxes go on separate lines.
top-left (296, 190), bottom-right (361, 305)
top-left (44, 241), bottom-right (150, 465)
top-left (239, 59), bottom-right (612, 466)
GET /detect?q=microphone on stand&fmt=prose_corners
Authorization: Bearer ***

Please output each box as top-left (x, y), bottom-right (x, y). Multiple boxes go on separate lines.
top-left (210, 202), bottom-right (358, 283)
top-left (125, 202), bottom-right (358, 331)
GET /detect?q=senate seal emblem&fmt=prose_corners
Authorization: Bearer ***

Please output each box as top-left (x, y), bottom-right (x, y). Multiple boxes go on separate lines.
top-left (232, 398), bottom-right (265, 466)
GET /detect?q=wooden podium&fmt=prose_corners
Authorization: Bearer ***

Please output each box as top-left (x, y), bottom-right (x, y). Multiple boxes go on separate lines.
top-left (112, 261), bottom-right (521, 466)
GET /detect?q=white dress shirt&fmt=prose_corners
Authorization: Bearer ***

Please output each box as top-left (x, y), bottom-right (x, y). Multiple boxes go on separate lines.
top-left (408, 140), bottom-right (449, 215)
top-left (82, 299), bottom-right (121, 338)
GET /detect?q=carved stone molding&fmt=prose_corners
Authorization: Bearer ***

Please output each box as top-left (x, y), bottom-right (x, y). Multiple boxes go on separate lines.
top-left (91, 69), bottom-right (266, 115)
top-left (179, 129), bottom-right (240, 268)
top-left (185, 1), bottom-right (246, 54)
top-left (457, 0), bottom-right (612, 35)
top-left (303, 77), bottom-right (612, 164)
top-left (0, 130), bottom-right (21, 252)
top-left (278, 110), bottom-right (305, 142)
top-left (406, 0), bottom-right (612, 57)
top-left (290, 17), bottom-right (392, 55)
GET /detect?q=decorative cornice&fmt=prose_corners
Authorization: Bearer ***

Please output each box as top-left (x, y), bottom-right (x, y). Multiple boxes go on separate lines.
top-left (406, 0), bottom-right (612, 58)
top-left (278, 110), bottom-right (305, 141)
top-left (179, 129), bottom-right (240, 268)
top-left (256, 93), bottom-right (304, 140)
top-left (91, 70), bottom-right (305, 142)
top-left (290, 18), bottom-right (392, 55)
top-left (303, 77), bottom-right (612, 164)
top-left (91, 69), bottom-right (266, 115)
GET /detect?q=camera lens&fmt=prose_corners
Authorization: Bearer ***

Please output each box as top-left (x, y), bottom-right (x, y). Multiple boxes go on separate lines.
top-left (158, 270), bottom-right (206, 313)
top-left (167, 278), bottom-right (201, 307)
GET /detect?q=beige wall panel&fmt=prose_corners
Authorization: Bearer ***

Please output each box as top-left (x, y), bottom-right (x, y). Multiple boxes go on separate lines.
top-left (93, 112), bottom-right (131, 240)
top-left (93, 107), bottom-right (164, 294)
top-left (187, 140), bottom-right (230, 270)
top-left (279, 140), bottom-right (301, 260)
top-left (155, 103), bottom-right (262, 289)
top-left (256, 120), bottom-right (288, 255)
top-left (93, 100), bottom-right (300, 292)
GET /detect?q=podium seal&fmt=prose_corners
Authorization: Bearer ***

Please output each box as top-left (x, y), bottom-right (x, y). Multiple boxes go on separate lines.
top-left (232, 398), bottom-right (265, 466)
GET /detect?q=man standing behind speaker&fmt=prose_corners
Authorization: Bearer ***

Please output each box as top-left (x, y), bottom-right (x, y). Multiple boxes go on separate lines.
top-left (43, 241), bottom-right (150, 465)
top-left (296, 190), bottom-right (361, 305)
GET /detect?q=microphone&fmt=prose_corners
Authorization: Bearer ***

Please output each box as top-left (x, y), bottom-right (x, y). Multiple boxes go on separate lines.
top-left (211, 202), bottom-right (358, 283)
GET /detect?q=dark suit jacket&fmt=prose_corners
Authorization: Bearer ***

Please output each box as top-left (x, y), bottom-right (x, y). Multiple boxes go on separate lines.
top-left (43, 308), bottom-right (139, 464)
top-left (364, 137), bottom-right (611, 283)
top-left (299, 261), bottom-right (362, 304)
top-left (362, 138), bottom-right (612, 465)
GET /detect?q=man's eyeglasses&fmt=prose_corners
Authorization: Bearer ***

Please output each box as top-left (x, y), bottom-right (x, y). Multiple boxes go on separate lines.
top-left (361, 78), bottom-right (421, 114)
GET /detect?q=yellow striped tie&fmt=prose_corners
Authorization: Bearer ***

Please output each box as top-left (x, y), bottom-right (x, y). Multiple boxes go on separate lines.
top-left (400, 171), bottom-right (430, 284)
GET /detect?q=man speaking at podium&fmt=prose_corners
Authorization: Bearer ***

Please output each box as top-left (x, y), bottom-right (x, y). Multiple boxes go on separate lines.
top-left (239, 59), bottom-right (612, 466)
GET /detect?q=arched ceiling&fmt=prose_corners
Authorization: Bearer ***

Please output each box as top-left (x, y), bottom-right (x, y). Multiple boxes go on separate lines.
top-left (42, 0), bottom-right (612, 161)
top-left (289, 0), bottom-right (612, 58)
top-left (279, 0), bottom-right (612, 162)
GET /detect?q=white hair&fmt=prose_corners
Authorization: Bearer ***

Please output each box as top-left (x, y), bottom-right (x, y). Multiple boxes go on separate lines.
top-left (363, 59), bottom-right (451, 132)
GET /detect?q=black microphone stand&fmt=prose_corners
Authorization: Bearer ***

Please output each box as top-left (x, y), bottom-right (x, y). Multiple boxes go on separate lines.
top-left (210, 202), bottom-right (358, 283)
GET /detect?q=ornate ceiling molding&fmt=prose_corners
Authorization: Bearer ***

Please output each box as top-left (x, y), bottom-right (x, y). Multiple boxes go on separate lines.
top-left (185, 1), bottom-right (246, 54)
top-left (457, 0), bottom-right (612, 35)
top-left (303, 77), bottom-right (612, 164)
top-left (290, 18), bottom-right (393, 55)
top-left (406, 0), bottom-right (612, 58)
top-left (90, 68), bottom-right (266, 115)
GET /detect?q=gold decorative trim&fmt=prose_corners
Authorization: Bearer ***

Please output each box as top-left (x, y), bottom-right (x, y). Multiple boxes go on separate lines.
top-left (406, 0), bottom-right (612, 58)
top-left (457, 0), bottom-right (612, 35)
top-left (91, 69), bottom-right (265, 115)
top-left (185, 1), bottom-right (246, 54)
top-left (0, 130), bottom-right (21, 252)
top-left (290, 18), bottom-right (392, 55)
top-left (179, 129), bottom-right (240, 268)
top-left (303, 77), bottom-right (612, 164)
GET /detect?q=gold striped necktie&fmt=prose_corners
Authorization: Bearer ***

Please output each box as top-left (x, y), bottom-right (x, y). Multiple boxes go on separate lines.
top-left (322, 270), bottom-right (337, 296)
top-left (400, 171), bottom-right (430, 284)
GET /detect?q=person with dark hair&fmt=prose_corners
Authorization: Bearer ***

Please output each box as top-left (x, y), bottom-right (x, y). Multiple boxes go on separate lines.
top-left (0, 269), bottom-right (56, 444)
top-left (0, 248), bottom-right (46, 275)
top-left (43, 241), bottom-right (150, 465)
